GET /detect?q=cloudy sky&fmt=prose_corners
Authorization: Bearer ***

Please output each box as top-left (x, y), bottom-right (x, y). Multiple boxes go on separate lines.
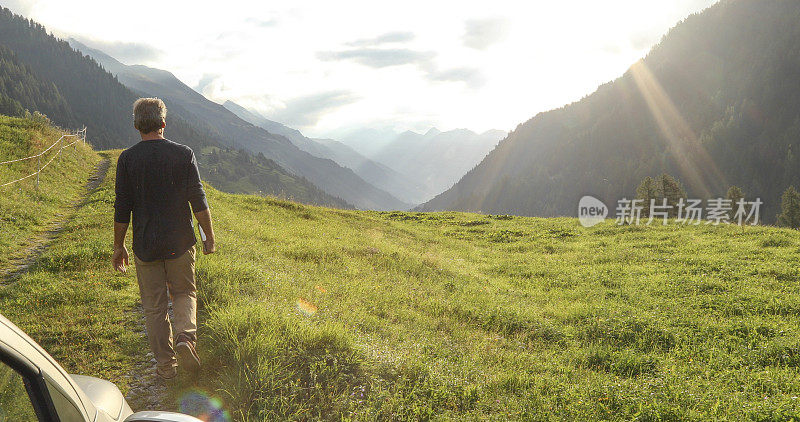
top-left (4, 0), bottom-right (717, 138)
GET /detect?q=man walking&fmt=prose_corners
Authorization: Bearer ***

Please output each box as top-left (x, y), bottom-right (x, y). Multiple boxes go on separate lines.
top-left (112, 98), bottom-right (216, 380)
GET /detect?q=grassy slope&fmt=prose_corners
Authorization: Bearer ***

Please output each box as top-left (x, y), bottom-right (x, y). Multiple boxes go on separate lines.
top-left (0, 144), bottom-right (147, 396)
top-left (1, 128), bottom-right (800, 420)
top-left (0, 114), bottom-right (99, 270)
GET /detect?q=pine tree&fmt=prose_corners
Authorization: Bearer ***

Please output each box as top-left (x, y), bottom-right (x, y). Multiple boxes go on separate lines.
top-left (777, 186), bottom-right (800, 229)
top-left (657, 174), bottom-right (687, 217)
top-left (726, 185), bottom-right (745, 219)
top-left (636, 176), bottom-right (658, 217)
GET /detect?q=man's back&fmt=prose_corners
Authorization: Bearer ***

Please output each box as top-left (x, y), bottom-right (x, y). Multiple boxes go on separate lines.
top-left (113, 98), bottom-right (214, 379)
top-left (114, 138), bottom-right (208, 262)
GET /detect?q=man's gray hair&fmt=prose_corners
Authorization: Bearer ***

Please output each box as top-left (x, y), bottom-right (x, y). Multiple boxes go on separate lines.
top-left (133, 98), bottom-right (167, 134)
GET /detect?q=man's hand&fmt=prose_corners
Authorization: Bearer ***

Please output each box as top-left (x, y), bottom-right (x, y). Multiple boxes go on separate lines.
top-left (202, 237), bottom-right (216, 255)
top-left (112, 245), bottom-right (129, 272)
top-left (113, 221), bottom-right (130, 272)
top-left (194, 208), bottom-right (216, 255)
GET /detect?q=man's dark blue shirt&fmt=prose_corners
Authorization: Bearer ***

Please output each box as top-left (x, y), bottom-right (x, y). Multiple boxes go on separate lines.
top-left (114, 138), bottom-right (208, 262)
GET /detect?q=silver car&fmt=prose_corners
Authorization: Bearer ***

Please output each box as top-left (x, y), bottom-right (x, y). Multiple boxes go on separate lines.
top-left (0, 313), bottom-right (201, 422)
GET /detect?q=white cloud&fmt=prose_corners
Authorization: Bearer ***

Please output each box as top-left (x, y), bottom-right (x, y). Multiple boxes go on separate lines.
top-left (71, 36), bottom-right (162, 64)
top-left (428, 67), bottom-right (486, 89)
top-left (462, 17), bottom-right (510, 50)
top-left (244, 17), bottom-right (278, 28)
top-left (194, 73), bottom-right (222, 96)
top-left (268, 90), bottom-right (360, 128)
top-left (317, 48), bottom-right (436, 69)
top-left (1, 0), bottom-right (39, 16)
top-left (345, 31), bottom-right (415, 47)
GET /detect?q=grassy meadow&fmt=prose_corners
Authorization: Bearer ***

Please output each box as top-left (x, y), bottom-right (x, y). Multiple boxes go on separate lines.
top-left (195, 190), bottom-right (800, 421)
top-left (1, 116), bottom-right (800, 420)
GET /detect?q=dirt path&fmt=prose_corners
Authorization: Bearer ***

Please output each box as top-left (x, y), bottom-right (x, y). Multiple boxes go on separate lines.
top-left (0, 156), bottom-right (111, 283)
top-left (123, 304), bottom-right (170, 412)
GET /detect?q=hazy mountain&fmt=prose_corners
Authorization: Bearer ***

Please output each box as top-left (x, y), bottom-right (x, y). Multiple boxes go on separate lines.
top-left (222, 100), bottom-right (305, 143)
top-left (223, 100), bottom-right (425, 204)
top-left (420, 0), bottom-right (800, 222)
top-left (227, 96), bottom-right (503, 205)
top-left (68, 40), bottom-right (409, 210)
top-left (310, 137), bottom-right (427, 203)
top-left (369, 128), bottom-right (506, 202)
top-left (337, 127), bottom-right (400, 158)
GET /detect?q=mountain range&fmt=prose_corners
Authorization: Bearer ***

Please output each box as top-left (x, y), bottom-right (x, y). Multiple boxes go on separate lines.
top-left (420, 0), bottom-right (800, 223)
top-left (221, 100), bottom-right (425, 204)
top-left (222, 100), bottom-right (508, 204)
top-left (67, 39), bottom-right (409, 210)
top-left (222, 102), bottom-right (505, 204)
top-left (365, 127), bottom-right (506, 202)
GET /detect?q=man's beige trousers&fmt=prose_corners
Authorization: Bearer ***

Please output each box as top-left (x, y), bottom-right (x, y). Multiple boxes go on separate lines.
top-left (133, 246), bottom-right (197, 371)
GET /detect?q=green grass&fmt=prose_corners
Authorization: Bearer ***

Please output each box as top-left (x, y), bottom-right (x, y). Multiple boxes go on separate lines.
top-left (0, 147), bottom-right (146, 399)
top-left (193, 195), bottom-right (800, 420)
top-left (0, 114), bottom-right (99, 270)
top-left (2, 116), bottom-right (800, 420)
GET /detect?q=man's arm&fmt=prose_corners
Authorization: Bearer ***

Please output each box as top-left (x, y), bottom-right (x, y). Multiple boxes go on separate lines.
top-left (113, 155), bottom-right (132, 272)
top-left (112, 222), bottom-right (129, 272)
top-left (194, 208), bottom-right (216, 254)
top-left (186, 149), bottom-right (216, 254)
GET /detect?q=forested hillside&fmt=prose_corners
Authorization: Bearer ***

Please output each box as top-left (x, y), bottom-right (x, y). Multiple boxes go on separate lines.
top-left (0, 44), bottom-right (72, 121)
top-left (201, 146), bottom-right (350, 208)
top-left (0, 7), bottom-right (349, 208)
top-left (421, 0), bottom-right (800, 222)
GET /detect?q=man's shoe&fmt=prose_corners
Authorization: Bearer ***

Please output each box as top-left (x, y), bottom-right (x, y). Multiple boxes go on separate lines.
top-left (175, 333), bottom-right (201, 373)
top-left (156, 365), bottom-right (177, 380)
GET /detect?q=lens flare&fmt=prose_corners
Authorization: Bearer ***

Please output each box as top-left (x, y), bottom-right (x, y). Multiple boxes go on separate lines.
top-left (296, 298), bottom-right (318, 316)
top-left (179, 389), bottom-right (231, 422)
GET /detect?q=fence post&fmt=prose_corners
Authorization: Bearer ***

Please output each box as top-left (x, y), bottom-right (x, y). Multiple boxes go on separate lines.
top-left (36, 154), bottom-right (40, 190)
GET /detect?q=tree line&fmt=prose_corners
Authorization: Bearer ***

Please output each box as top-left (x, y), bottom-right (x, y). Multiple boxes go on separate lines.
top-left (633, 173), bottom-right (800, 228)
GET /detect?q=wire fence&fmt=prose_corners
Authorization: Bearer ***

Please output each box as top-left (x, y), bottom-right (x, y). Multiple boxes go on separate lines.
top-left (0, 127), bottom-right (87, 188)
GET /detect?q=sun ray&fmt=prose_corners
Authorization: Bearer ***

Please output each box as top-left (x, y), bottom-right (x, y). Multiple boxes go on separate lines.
top-left (629, 60), bottom-right (726, 197)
